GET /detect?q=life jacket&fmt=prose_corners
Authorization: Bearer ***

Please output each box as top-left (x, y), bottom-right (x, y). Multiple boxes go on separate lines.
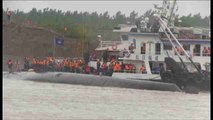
top-left (7, 61), bottom-right (13, 65)
top-left (175, 47), bottom-right (179, 54)
top-left (125, 65), bottom-right (129, 70)
top-left (113, 65), bottom-right (117, 71)
top-left (85, 65), bottom-right (90, 72)
top-left (132, 66), bottom-right (136, 70)
top-left (102, 63), bottom-right (107, 70)
top-left (114, 63), bottom-right (120, 71)
top-left (69, 62), bottom-right (73, 68)
top-left (117, 64), bottom-right (121, 71)
top-left (32, 60), bottom-right (36, 65)
top-left (140, 66), bottom-right (145, 72)
top-left (207, 48), bottom-right (210, 55)
top-left (129, 65), bottom-right (133, 70)
top-left (75, 63), bottom-right (79, 68)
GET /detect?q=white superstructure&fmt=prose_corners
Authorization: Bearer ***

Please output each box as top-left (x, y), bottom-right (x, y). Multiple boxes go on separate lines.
top-left (89, 0), bottom-right (210, 80)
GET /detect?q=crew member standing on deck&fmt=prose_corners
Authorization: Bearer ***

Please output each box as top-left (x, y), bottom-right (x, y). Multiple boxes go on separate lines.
top-left (6, 8), bottom-right (12, 22)
top-left (140, 65), bottom-right (146, 74)
top-left (7, 59), bottom-right (13, 73)
top-left (96, 59), bottom-right (101, 75)
top-left (15, 60), bottom-right (21, 72)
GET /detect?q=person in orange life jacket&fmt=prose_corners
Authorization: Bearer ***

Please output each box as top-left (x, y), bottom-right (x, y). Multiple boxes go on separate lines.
top-left (75, 61), bottom-right (80, 73)
top-left (32, 58), bottom-right (36, 70)
top-left (129, 43), bottom-right (134, 53)
top-left (7, 59), bottom-right (13, 73)
top-left (101, 62), bottom-right (108, 75)
top-left (207, 47), bottom-right (210, 56)
top-left (140, 65), bottom-right (146, 74)
top-left (202, 47), bottom-right (207, 56)
top-left (43, 60), bottom-right (46, 72)
top-left (128, 64), bottom-right (133, 73)
top-left (71, 61), bottom-right (75, 73)
top-left (85, 64), bottom-right (91, 74)
top-left (120, 62), bottom-right (125, 72)
top-left (125, 64), bottom-right (129, 72)
top-left (108, 62), bottom-right (114, 76)
top-left (114, 62), bottom-right (121, 72)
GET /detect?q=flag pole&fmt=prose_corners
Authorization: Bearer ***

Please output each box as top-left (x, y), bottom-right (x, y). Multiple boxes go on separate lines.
top-left (53, 36), bottom-right (56, 59)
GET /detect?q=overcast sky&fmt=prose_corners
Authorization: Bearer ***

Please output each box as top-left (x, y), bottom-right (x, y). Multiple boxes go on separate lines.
top-left (3, 0), bottom-right (210, 18)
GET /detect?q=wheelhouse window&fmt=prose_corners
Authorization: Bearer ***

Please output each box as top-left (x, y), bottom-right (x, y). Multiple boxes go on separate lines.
top-left (155, 43), bottom-right (161, 55)
top-left (163, 44), bottom-right (172, 50)
top-left (141, 42), bottom-right (146, 54)
top-left (149, 61), bottom-right (164, 74)
top-left (121, 35), bottom-right (128, 41)
top-left (193, 44), bottom-right (201, 56)
top-left (183, 44), bottom-right (190, 51)
top-left (178, 44), bottom-right (190, 55)
top-left (133, 39), bottom-right (136, 49)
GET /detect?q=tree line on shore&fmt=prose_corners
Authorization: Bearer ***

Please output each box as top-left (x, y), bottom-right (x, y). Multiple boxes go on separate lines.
top-left (3, 8), bottom-right (210, 51)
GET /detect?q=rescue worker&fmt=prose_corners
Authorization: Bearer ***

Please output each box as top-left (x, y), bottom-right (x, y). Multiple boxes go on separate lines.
top-left (129, 43), bottom-right (134, 53)
top-left (125, 64), bottom-right (130, 73)
top-left (132, 65), bottom-right (136, 73)
top-left (107, 62), bottom-right (114, 76)
top-left (179, 47), bottom-right (184, 55)
top-left (97, 59), bottom-right (101, 75)
top-left (32, 58), bottom-right (36, 70)
top-left (114, 62), bottom-right (121, 72)
top-left (102, 48), bottom-right (109, 63)
top-left (85, 64), bottom-right (91, 74)
top-left (140, 65), bottom-right (146, 74)
top-left (120, 62), bottom-right (125, 72)
top-left (24, 57), bottom-right (30, 71)
top-left (15, 60), bottom-right (21, 72)
top-left (6, 8), bottom-right (12, 22)
top-left (7, 59), bottom-right (13, 73)
top-left (202, 47), bottom-right (207, 56)
top-left (75, 61), bottom-right (80, 73)
top-left (101, 62), bottom-right (107, 75)
top-left (207, 47), bottom-right (210, 56)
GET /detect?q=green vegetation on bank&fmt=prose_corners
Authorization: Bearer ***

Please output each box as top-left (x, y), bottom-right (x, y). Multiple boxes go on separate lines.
top-left (3, 8), bottom-right (210, 43)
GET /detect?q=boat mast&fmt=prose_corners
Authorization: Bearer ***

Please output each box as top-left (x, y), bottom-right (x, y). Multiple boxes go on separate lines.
top-left (167, 0), bottom-right (177, 26)
top-left (158, 0), bottom-right (177, 27)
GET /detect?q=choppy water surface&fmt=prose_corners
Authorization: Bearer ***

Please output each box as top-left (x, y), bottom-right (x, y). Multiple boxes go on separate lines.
top-left (3, 78), bottom-right (210, 120)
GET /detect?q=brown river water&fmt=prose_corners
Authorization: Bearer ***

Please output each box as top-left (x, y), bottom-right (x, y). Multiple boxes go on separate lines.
top-left (3, 78), bottom-right (210, 120)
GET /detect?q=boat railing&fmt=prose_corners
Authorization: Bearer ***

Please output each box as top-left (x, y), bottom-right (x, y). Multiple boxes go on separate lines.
top-left (98, 40), bottom-right (122, 48)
